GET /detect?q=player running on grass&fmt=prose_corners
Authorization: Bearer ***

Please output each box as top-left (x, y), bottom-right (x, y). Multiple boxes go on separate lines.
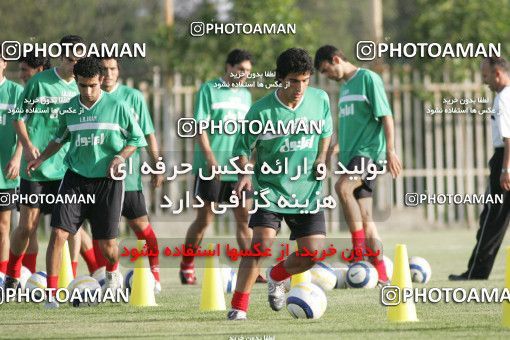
top-left (0, 52), bottom-right (24, 280)
top-left (27, 57), bottom-right (147, 308)
top-left (314, 45), bottom-right (402, 286)
top-left (90, 56), bottom-right (163, 293)
top-left (180, 49), bottom-right (267, 284)
top-left (4, 36), bottom-right (94, 288)
top-left (227, 48), bottom-right (332, 320)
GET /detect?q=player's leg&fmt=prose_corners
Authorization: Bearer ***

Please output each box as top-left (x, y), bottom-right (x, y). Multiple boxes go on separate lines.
top-left (45, 170), bottom-right (85, 307)
top-left (68, 231), bottom-right (81, 277)
top-left (22, 231), bottom-right (39, 273)
top-left (180, 202), bottom-right (214, 284)
top-left (229, 225), bottom-right (277, 320)
top-left (79, 228), bottom-right (99, 275)
top-left (5, 204), bottom-right (40, 285)
top-left (335, 175), bottom-right (365, 261)
top-left (127, 215), bottom-right (161, 292)
top-left (180, 176), bottom-right (220, 284)
top-left (0, 209), bottom-right (11, 276)
top-left (450, 149), bottom-right (510, 280)
top-left (123, 190), bottom-right (160, 291)
top-left (97, 238), bottom-right (120, 290)
top-left (88, 174), bottom-right (123, 291)
top-left (265, 212), bottom-right (326, 312)
top-left (45, 227), bottom-right (70, 307)
top-left (357, 196), bottom-right (389, 284)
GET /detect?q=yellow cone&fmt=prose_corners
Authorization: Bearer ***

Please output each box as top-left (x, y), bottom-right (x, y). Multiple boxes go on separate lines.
top-left (58, 241), bottom-right (74, 288)
top-left (502, 247), bottom-right (510, 327)
top-left (130, 240), bottom-right (157, 306)
top-left (387, 244), bottom-right (418, 322)
top-left (200, 243), bottom-right (226, 311)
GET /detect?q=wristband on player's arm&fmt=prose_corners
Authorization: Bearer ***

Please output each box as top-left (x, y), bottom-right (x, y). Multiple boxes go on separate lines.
top-left (114, 154), bottom-right (126, 163)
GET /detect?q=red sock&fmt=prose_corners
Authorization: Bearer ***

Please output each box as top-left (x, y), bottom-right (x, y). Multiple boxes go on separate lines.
top-left (47, 275), bottom-right (58, 296)
top-left (135, 224), bottom-right (160, 282)
top-left (81, 248), bottom-right (99, 274)
top-left (0, 260), bottom-right (7, 274)
top-left (106, 261), bottom-right (118, 272)
top-left (71, 261), bottom-right (78, 277)
top-left (180, 261), bottom-right (194, 270)
top-left (22, 253), bottom-right (37, 273)
top-left (351, 229), bottom-right (366, 262)
top-left (6, 251), bottom-right (24, 278)
top-left (93, 240), bottom-right (109, 268)
top-left (371, 256), bottom-right (389, 282)
top-left (270, 261), bottom-right (291, 282)
top-left (231, 291), bottom-right (250, 312)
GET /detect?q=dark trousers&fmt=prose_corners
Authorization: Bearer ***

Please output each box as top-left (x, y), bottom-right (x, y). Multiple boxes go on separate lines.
top-left (466, 147), bottom-right (510, 279)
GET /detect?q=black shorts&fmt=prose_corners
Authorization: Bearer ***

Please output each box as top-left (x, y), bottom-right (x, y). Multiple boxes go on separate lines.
top-left (122, 191), bottom-right (148, 220)
top-left (347, 156), bottom-right (379, 199)
top-left (19, 178), bottom-right (61, 215)
top-left (193, 176), bottom-right (252, 203)
top-left (248, 208), bottom-right (326, 240)
top-left (50, 170), bottom-right (123, 240)
top-left (0, 188), bottom-right (17, 212)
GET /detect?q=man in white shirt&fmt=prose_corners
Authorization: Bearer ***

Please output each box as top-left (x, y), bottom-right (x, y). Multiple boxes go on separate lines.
top-left (450, 56), bottom-right (510, 280)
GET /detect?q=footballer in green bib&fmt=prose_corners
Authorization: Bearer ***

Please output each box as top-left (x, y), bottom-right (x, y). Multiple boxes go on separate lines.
top-left (54, 91), bottom-right (147, 178)
top-left (106, 83), bottom-right (154, 191)
top-left (234, 87), bottom-right (332, 214)
top-left (16, 68), bottom-right (78, 181)
top-left (0, 77), bottom-right (23, 189)
top-left (193, 78), bottom-right (251, 182)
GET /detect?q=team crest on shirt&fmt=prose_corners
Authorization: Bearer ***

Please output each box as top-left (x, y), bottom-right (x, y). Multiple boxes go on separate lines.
top-left (279, 136), bottom-right (315, 153)
top-left (339, 103), bottom-right (354, 117)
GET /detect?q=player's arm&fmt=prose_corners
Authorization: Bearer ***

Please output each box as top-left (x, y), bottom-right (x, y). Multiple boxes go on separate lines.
top-left (13, 120), bottom-right (39, 162)
top-left (382, 115), bottom-right (402, 178)
top-left (4, 140), bottom-right (23, 179)
top-left (14, 81), bottom-right (40, 161)
top-left (318, 93), bottom-right (334, 174)
top-left (501, 138), bottom-right (510, 191)
top-left (315, 136), bottom-right (331, 177)
top-left (145, 133), bottom-right (164, 187)
top-left (109, 104), bottom-right (148, 179)
top-left (232, 110), bottom-right (258, 196)
top-left (194, 84), bottom-right (218, 178)
top-left (26, 140), bottom-right (64, 177)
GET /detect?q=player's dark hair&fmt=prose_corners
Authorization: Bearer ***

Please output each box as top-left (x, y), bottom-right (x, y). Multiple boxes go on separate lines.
top-left (99, 56), bottom-right (120, 70)
top-left (314, 45), bottom-right (348, 70)
top-left (485, 56), bottom-right (509, 73)
top-left (275, 48), bottom-right (313, 80)
top-left (60, 35), bottom-right (85, 46)
top-left (19, 52), bottom-right (51, 70)
top-left (225, 49), bottom-right (253, 66)
top-left (73, 57), bottom-right (104, 78)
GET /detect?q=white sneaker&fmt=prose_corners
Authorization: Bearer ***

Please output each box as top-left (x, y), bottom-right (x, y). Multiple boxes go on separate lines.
top-left (266, 267), bottom-right (286, 311)
top-left (154, 281), bottom-right (162, 295)
top-left (103, 270), bottom-right (122, 292)
top-left (45, 296), bottom-right (59, 309)
top-left (227, 309), bottom-right (247, 320)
